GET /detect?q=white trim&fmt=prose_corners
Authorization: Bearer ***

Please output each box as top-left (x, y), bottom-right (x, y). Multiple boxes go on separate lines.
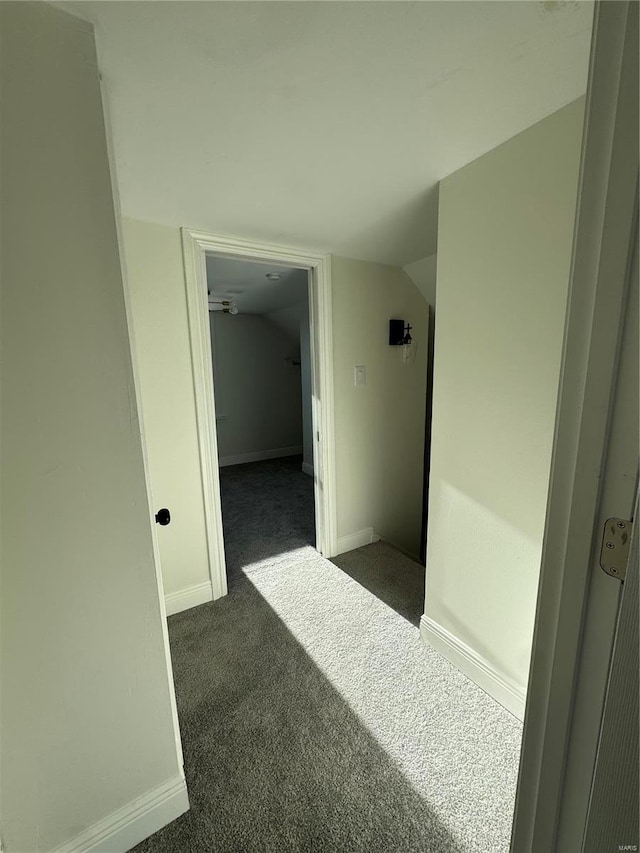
top-left (181, 230), bottom-right (229, 600)
top-left (302, 461), bottom-right (314, 477)
top-left (420, 615), bottom-right (526, 721)
top-left (336, 527), bottom-right (380, 555)
top-left (164, 581), bottom-right (213, 616)
top-left (48, 776), bottom-right (189, 853)
top-left (181, 230), bottom-right (338, 583)
top-left (100, 83), bottom-right (185, 767)
top-left (511, 3), bottom-right (639, 851)
top-left (218, 445), bottom-right (303, 468)
top-left (308, 254), bottom-right (338, 558)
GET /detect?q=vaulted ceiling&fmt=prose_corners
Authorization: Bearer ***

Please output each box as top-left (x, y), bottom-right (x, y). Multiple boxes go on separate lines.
top-left (65, 1), bottom-right (593, 267)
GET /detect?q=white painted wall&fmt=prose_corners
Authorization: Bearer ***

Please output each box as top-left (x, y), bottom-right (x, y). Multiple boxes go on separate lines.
top-left (299, 319), bottom-right (314, 473)
top-left (121, 222), bottom-right (429, 590)
top-left (123, 218), bottom-right (212, 605)
top-left (265, 300), bottom-right (313, 473)
top-left (265, 299), bottom-right (308, 343)
top-left (0, 5), bottom-right (186, 851)
top-left (331, 257), bottom-right (429, 558)
top-left (423, 99), bottom-right (585, 716)
top-left (403, 253), bottom-right (437, 309)
top-left (211, 312), bottom-right (303, 462)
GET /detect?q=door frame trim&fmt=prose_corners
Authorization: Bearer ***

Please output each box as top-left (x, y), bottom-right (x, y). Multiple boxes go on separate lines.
top-left (102, 83), bottom-right (186, 775)
top-left (511, 2), bottom-right (639, 850)
top-left (181, 229), bottom-right (337, 598)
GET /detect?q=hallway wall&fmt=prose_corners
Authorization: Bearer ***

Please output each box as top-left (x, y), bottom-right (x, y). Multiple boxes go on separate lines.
top-left (123, 222), bottom-right (429, 606)
top-left (210, 312), bottom-right (303, 464)
top-left (266, 301), bottom-right (314, 473)
top-left (332, 256), bottom-right (429, 558)
top-left (299, 318), bottom-right (314, 474)
top-left (423, 98), bottom-right (585, 718)
top-left (0, 6), bottom-right (186, 851)
top-left (403, 254), bottom-right (437, 310)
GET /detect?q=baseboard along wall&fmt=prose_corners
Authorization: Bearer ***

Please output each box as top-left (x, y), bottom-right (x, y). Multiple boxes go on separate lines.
top-left (48, 775), bottom-right (189, 853)
top-left (165, 581), bottom-right (213, 616)
top-left (218, 445), bottom-right (303, 468)
top-left (301, 461), bottom-right (314, 477)
top-left (420, 614), bottom-right (526, 721)
top-left (336, 527), bottom-right (380, 555)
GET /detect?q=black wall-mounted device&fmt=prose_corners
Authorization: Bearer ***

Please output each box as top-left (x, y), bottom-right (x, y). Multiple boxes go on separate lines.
top-left (389, 319), bottom-right (405, 346)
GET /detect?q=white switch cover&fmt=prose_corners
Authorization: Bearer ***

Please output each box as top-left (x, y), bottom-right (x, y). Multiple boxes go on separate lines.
top-left (354, 365), bottom-right (367, 386)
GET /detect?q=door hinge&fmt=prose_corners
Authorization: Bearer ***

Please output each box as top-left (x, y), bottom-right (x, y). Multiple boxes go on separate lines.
top-left (600, 517), bottom-right (633, 581)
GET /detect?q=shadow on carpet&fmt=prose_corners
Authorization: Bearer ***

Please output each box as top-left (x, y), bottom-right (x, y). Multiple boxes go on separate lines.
top-left (131, 457), bottom-right (521, 852)
top-left (331, 541), bottom-right (425, 627)
top-left (131, 576), bottom-right (463, 853)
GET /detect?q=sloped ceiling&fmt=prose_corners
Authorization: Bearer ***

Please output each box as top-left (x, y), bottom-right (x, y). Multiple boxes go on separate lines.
top-left (65, 0), bottom-right (593, 267)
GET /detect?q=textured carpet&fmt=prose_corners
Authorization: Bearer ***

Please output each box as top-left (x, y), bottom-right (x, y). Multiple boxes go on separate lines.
top-left (132, 456), bottom-right (522, 853)
top-left (218, 455), bottom-right (316, 589)
top-left (331, 540), bottom-right (426, 628)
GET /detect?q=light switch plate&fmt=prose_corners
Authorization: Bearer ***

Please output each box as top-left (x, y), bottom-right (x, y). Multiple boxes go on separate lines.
top-left (354, 365), bottom-right (366, 386)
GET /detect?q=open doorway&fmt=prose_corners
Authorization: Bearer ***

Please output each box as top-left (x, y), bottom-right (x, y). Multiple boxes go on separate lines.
top-left (206, 256), bottom-right (316, 586)
top-left (181, 229), bottom-right (337, 601)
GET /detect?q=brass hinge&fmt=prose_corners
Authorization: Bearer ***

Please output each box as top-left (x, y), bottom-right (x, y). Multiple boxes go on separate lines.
top-left (600, 517), bottom-right (633, 581)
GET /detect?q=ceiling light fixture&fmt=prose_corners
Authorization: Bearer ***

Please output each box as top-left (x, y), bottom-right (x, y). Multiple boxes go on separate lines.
top-left (208, 294), bottom-right (239, 315)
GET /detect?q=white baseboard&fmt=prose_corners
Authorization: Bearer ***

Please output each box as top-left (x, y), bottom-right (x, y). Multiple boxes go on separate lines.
top-left (420, 615), bottom-right (526, 720)
top-left (218, 445), bottom-right (303, 467)
top-left (49, 775), bottom-right (189, 853)
top-left (301, 461), bottom-right (314, 477)
top-left (165, 581), bottom-right (213, 616)
top-left (336, 527), bottom-right (380, 555)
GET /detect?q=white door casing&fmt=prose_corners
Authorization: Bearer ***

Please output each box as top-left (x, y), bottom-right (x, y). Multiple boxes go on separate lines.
top-left (181, 229), bottom-right (338, 599)
top-left (510, 2), bottom-right (639, 850)
top-left (583, 489), bottom-right (639, 852)
top-left (561, 213), bottom-right (638, 851)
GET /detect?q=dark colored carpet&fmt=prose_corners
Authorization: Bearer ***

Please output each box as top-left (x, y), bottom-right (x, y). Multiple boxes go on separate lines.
top-left (131, 456), bottom-right (521, 853)
top-left (218, 455), bottom-right (315, 589)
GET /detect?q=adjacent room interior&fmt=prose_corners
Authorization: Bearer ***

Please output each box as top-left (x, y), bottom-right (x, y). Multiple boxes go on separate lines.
top-left (205, 256), bottom-right (317, 584)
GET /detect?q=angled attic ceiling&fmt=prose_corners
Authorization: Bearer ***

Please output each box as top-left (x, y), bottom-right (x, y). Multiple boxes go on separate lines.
top-left (65, 0), bottom-right (593, 267)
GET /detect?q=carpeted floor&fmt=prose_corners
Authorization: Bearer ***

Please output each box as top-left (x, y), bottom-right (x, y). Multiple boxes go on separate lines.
top-left (331, 539), bottom-right (426, 628)
top-left (218, 455), bottom-right (316, 589)
top-left (132, 456), bottom-right (522, 853)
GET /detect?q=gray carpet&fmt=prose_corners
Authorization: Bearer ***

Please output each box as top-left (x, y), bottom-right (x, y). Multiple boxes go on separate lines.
top-left (132, 456), bottom-right (522, 853)
top-left (331, 540), bottom-right (426, 628)
top-left (219, 455), bottom-right (316, 589)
